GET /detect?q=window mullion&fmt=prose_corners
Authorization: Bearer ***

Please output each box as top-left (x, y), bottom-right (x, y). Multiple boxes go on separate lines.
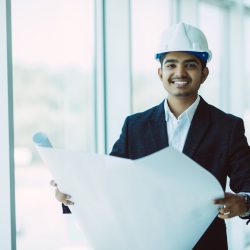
top-left (0, 0), bottom-right (16, 249)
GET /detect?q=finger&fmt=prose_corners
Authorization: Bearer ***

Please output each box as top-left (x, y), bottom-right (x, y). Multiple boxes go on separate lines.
top-left (214, 192), bottom-right (235, 204)
top-left (62, 200), bottom-right (75, 206)
top-left (55, 188), bottom-right (71, 202)
top-left (214, 199), bottom-right (226, 205)
top-left (218, 211), bottom-right (237, 220)
top-left (57, 195), bottom-right (74, 206)
top-left (50, 180), bottom-right (57, 187)
top-left (219, 207), bottom-right (231, 214)
top-left (213, 197), bottom-right (231, 205)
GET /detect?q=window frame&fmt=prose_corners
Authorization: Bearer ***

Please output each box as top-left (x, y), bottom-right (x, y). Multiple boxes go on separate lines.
top-left (0, 0), bottom-right (16, 249)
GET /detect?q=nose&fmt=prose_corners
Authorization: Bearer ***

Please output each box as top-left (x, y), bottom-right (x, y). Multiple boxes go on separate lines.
top-left (175, 65), bottom-right (188, 78)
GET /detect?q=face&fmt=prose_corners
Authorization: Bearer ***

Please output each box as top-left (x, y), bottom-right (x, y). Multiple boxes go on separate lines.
top-left (158, 51), bottom-right (209, 102)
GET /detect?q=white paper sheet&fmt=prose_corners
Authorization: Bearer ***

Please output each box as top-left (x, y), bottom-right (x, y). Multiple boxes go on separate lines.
top-left (33, 133), bottom-right (224, 250)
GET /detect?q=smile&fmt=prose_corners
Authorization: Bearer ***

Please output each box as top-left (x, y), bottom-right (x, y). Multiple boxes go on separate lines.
top-left (171, 80), bottom-right (190, 87)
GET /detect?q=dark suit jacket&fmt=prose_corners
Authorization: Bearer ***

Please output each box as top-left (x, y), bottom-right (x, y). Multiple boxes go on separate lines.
top-left (110, 97), bottom-right (250, 250)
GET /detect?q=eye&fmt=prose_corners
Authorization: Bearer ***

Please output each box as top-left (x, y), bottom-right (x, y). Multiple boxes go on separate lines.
top-left (165, 63), bottom-right (176, 69)
top-left (185, 62), bottom-right (198, 69)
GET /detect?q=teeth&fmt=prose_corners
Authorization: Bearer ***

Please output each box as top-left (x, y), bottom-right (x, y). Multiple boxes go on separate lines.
top-left (171, 80), bottom-right (189, 87)
top-left (174, 81), bottom-right (187, 84)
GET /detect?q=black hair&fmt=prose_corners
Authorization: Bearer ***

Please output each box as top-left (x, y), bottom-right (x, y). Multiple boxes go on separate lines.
top-left (159, 52), bottom-right (207, 70)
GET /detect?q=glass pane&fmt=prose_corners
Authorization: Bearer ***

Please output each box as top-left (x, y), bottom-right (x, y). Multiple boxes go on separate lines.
top-left (131, 0), bottom-right (170, 112)
top-left (199, 2), bottom-right (224, 108)
top-left (12, 0), bottom-right (95, 249)
top-left (245, 16), bottom-right (250, 85)
top-left (243, 14), bottom-right (250, 142)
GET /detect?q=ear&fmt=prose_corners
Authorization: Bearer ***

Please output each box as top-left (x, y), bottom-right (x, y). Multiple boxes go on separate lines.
top-left (201, 67), bottom-right (209, 84)
top-left (158, 67), bottom-right (163, 81)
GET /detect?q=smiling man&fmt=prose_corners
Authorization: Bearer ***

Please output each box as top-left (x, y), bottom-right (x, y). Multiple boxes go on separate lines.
top-left (158, 51), bottom-right (209, 117)
top-left (53, 22), bottom-right (250, 249)
top-left (109, 22), bottom-right (250, 249)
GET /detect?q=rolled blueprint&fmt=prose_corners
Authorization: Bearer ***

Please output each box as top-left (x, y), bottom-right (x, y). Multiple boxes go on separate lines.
top-left (34, 135), bottom-right (224, 250)
top-left (33, 132), bottom-right (53, 148)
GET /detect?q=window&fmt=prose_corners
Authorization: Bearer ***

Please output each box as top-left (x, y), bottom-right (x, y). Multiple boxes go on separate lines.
top-left (131, 0), bottom-right (170, 112)
top-left (243, 14), bottom-right (250, 142)
top-left (198, 2), bottom-right (224, 109)
top-left (12, 0), bottom-right (95, 249)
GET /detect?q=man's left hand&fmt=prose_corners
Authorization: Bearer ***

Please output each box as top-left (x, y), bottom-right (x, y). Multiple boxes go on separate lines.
top-left (213, 192), bottom-right (248, 219)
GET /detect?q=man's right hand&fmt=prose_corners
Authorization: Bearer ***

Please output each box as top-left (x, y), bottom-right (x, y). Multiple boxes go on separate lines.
top-left (50, 180), bottom-right (74, 206)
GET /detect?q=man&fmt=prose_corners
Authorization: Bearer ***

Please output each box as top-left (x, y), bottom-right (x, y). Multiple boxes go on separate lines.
top-left (53, 22), bottom-right (250, 249)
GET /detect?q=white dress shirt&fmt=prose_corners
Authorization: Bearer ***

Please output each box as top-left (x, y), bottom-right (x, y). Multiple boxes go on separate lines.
top-left (164, 95), bottom-right (200, 152)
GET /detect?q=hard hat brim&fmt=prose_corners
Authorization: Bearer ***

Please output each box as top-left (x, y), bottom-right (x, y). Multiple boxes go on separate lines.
top-left (155, 51), bottom-right (211, 62)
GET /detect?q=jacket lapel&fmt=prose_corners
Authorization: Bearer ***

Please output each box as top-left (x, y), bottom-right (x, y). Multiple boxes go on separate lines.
top-left (183, 97), bottom-right (211, 158)
top-left (148, 101), bottom-right (169, 153)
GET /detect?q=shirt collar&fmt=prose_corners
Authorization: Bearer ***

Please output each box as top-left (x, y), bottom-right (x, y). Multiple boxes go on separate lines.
top-left (164, 95), bottom-right (200, 122)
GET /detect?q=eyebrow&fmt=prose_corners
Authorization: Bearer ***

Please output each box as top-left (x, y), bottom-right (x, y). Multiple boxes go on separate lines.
top-left (163, 59), bottom-right (200, 64)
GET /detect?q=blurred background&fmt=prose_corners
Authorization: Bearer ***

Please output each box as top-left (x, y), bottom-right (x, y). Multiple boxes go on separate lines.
top-left (2, 0), bottom-right (250, 249)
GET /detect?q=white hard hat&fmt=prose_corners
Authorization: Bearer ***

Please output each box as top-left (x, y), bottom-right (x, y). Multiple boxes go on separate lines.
top-left (155, 22), bottom-right (212, 62)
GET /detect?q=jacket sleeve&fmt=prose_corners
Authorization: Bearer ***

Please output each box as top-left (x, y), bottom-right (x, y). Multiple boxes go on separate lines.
top-left (109, 117), bottom-right (129, 158)
top-left (228, 118), bottom-right (250, 192)
top-left (228, 118), bottom-right (250, 224)
top-left (62, 203), bottom-right (71, 214)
